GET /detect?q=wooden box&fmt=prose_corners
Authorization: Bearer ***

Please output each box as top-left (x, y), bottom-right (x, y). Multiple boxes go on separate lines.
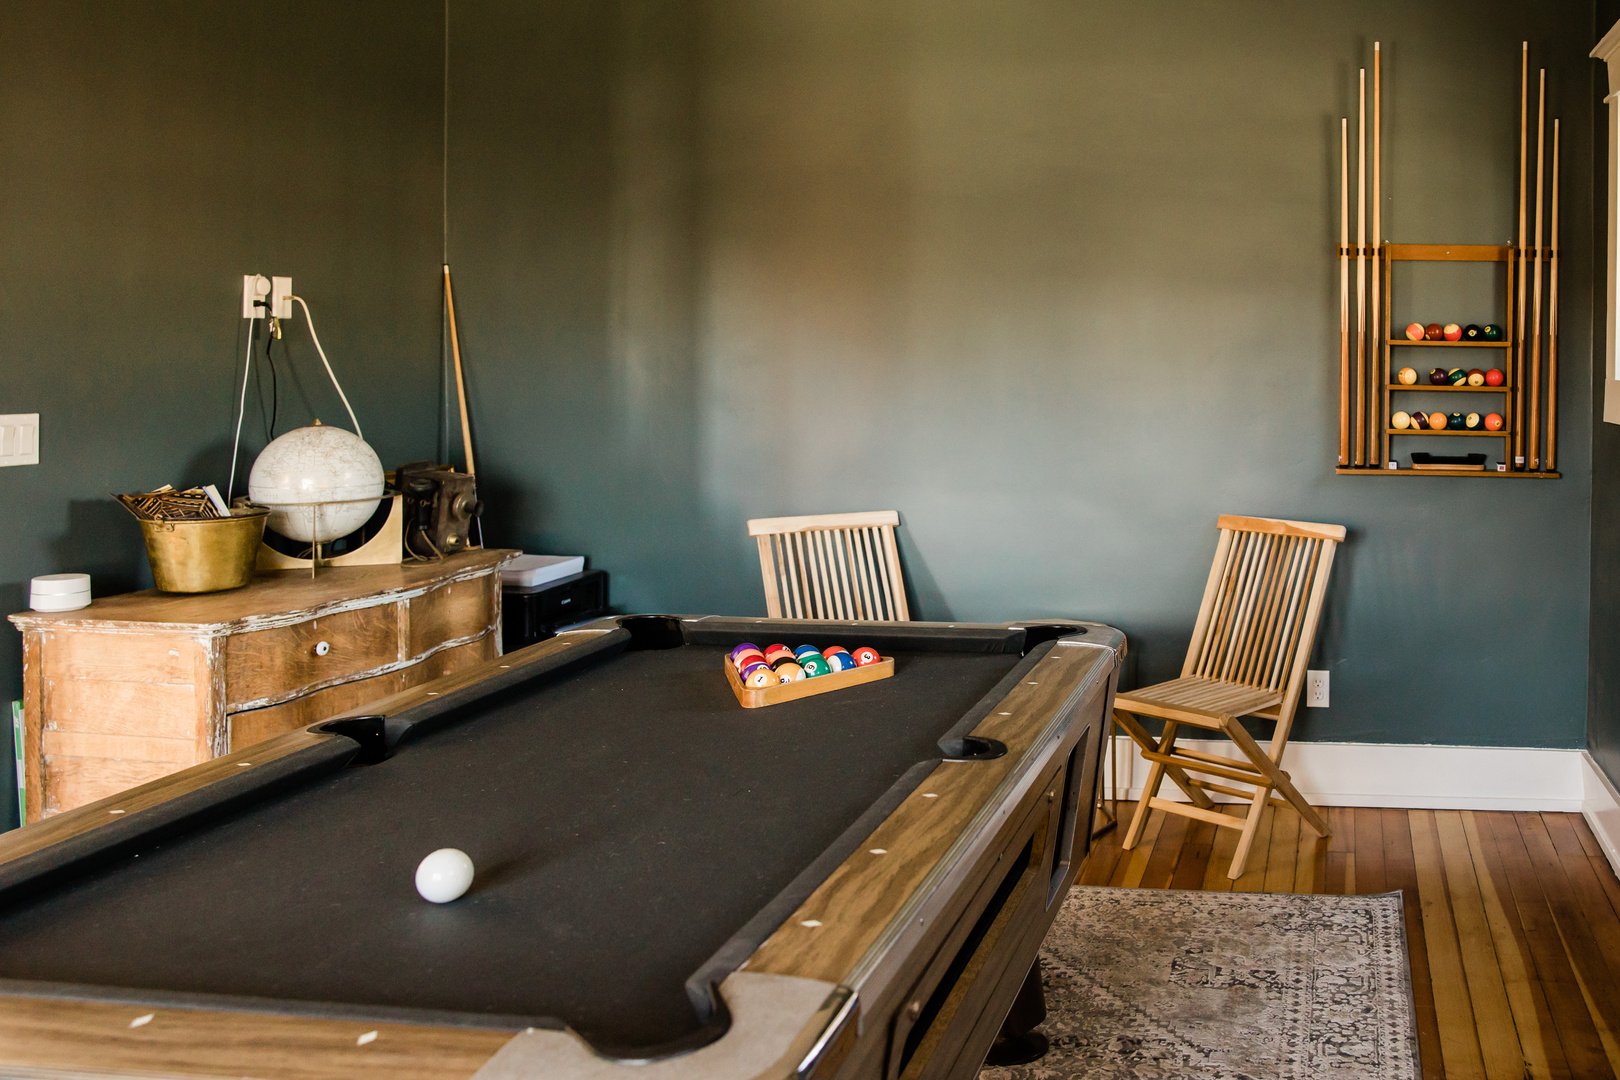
top-left (724, 655), bottom-right (893, 709)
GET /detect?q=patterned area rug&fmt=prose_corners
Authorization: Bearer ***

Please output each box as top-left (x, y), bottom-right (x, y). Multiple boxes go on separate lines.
top-left (981, 887), bottom-right (1419, 1080)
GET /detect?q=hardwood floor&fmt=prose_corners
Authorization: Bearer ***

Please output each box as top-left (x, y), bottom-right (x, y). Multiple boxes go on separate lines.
top-left (1079, 804), bottom-right (1620, 1080)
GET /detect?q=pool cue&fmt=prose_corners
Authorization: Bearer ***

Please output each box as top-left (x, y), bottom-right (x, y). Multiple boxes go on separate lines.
top-left (1369, 43), bottom-right (1382, 466)
top-left (1529, 69), bottom-right (1545, 471)
top-left (1514, 43), bottom-right (1527, 467)
top-left (443, 263), bottom-right (476, 476)
top-left (1547, 119), bottom-right (1560, 472)
top-left (1339, 118), bottom-right (1350, 467)
top-left (1354, 67), bottom-right (1366, 466)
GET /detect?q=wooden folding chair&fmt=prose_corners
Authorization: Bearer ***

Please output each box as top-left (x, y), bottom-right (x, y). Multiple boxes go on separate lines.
top-left (1113, 514), bottom-right (1347, 879)
top-left (747, 511), bottom-right (910, 621)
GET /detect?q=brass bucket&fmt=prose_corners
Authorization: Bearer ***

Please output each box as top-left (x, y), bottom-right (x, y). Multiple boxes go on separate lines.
top-left (139, 509), bottom-right (269, 593)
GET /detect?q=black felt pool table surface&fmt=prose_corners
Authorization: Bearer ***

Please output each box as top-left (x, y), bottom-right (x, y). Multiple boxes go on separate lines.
top-left (0, 631), bottom-right (1040, 1054)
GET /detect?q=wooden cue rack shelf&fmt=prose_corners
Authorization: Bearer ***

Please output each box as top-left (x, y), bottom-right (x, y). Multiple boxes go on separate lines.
top-left (1333, 41), bottom-right (1560, 479)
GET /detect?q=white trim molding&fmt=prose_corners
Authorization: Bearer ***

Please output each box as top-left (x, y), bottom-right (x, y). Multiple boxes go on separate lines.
top-left (1104, 736), bottom-right (1585, 812)
top-left (1582, 752), bottom-right (1620, 877)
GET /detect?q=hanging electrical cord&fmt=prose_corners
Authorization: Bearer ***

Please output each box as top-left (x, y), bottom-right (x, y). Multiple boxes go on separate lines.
top-left (287, 294), bottom-right (363, 438)
top-left (262, 323), bottom-right (280, 439)
top-left (226, 315), bottom-right (259, 503)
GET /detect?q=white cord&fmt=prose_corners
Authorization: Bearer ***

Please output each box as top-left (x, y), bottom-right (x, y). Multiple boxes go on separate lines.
top-left (227, 316), bottom-right (258, 503)
top-left (288, 294), bottom-right (363, 438)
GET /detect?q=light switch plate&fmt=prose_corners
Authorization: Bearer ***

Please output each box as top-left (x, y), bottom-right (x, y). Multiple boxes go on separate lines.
top-left (0, 414), bottom-right (39, 467)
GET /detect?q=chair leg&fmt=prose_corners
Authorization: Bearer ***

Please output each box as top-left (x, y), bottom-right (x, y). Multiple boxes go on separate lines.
top-left (1227, 787), bottom-right (1271, 879)
top-left (1223, 720), bottom-right (1330, 838)
top-left (1121, 759), bottom-right (1163, 851)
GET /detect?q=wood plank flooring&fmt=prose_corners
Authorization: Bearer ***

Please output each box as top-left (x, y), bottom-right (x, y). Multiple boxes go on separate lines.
top-left (1079, 805), bottom-right (1620, 1080)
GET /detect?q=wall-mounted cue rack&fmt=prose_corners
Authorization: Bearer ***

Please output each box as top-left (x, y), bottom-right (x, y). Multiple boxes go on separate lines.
top-left (1335, 41), bottom-right (1560, 479)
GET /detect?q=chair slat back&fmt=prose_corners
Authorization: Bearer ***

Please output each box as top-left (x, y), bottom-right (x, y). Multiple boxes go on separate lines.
top-left (748, 511), bottom-right (911, 621)
top-left (1182, 515), bottom-right (1346, 702)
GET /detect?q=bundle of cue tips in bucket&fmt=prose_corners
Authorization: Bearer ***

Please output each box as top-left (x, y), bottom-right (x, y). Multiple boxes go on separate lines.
top-left (1336, 41), bottom-right (1560, 476)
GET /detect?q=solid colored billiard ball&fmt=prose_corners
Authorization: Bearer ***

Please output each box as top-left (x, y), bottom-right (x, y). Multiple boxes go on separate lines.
top-left (729, 643), bottom-right (761, 661)
top-left (1443, 323), bottom-right (1462, 341)
top-left (1391, 411), bottom-right (1412, 430)
top-left (763, 644), bottom-right (793, 664)
top-left (1466, 369), bottom-right (1485, 387)
top-left (1424, 323), bottom-right (1444, 341)
top-left (1428, 368), bottom-right (1448, 385)
top-left (416, 848), bottom-right (475, 904)
top-left (773, 661), bottom-right (806, 683)
top-left (800, 656), bottom-right (832, 677)
top-left (851, 647), bottom-right (881, 667)
top-left (1397, 367), bottom-right (1418, 385)
top-left (1409, 410), bottom-right (1430, 429)
top-left (1405, 322), bottom-right (1426, 341)
top-left (1447, 412), bottom-right (1465, 430)
top-left (1484, 412), bottom-right (1504, 431)
top-left (1463, 324), bottom-right (1482, 341)
top-left (1446, 368), bottom-right (1467, 385)
top-left (1465, 412), bottom-right (1482, 430)
top-left (1481, 324), bottom-right (1503, 341)
top-left (1428, 412), bottom-right (1448, 430)
top-left (822, 645), bottom-right (849, 658)
top-left (732, 650), bottom-right (764, 672)
top-left (745, 666), bottom-right (776, 689)
top-left (1485, 368), bottom-right (1505, 386)
top-left (826, 651), bottom-right (858, 672)
top-left (793, 645), bottom-right (821, 659)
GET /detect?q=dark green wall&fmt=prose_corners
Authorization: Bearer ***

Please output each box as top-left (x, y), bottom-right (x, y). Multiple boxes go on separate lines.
top-left (0, 2), bottom-right (446, 828)
top-left (2, 2), bottom-right (1607, 833)
top-left (1590, 5), bottom-right (1620, 793)
top-left (452, 2), bottom-right (1597, 749)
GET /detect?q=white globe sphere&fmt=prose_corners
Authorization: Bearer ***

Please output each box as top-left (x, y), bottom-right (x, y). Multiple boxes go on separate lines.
top-left (248, 423), bottom-right (384, 543)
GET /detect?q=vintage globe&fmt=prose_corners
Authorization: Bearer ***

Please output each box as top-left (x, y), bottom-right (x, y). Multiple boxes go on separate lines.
top-left (248, 421), bottom-right (384, 543)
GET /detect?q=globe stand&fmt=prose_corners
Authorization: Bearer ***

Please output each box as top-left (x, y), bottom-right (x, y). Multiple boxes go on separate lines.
top-left (256, 494), bottom-right (403, 575)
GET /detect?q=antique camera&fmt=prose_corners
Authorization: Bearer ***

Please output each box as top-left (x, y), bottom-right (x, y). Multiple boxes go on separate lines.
top-left (393, 462), bottom-right (483, 557)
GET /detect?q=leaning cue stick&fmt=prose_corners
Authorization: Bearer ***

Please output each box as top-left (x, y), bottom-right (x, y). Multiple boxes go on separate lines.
top-left (1339, 118), bottom-right (1350, 467)
top-left (1354, 68), bottom-right (1366, 467)
top-left (1547, 118), bottom-right (1560, 472)
top-left (1529, 69), bottom-right (1545, 471)
top-left (443, 263), bottom-right (476, 476)
top-left (1514, 43), bottom-right (1528, 468)
top-left (1370, 43), bottom-right (1382, 466)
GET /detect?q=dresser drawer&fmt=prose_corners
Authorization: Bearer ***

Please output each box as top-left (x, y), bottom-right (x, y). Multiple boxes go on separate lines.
top-left (407, 575), bottom-right (496, 656)
top-left (225, 603), bottom-right (402, 708)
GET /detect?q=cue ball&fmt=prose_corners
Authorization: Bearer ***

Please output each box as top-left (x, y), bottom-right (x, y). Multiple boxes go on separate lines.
top-left (416, 848), bottom-right (475, 903)
top-left (1391, 411), bottom-right (1412, 430)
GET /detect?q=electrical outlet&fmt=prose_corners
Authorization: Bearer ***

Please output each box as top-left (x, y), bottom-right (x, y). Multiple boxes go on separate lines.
top-left (1305, 670), bottom-right (1329, 708)
top-left (242, 274), bottom-right (270, 319)
top-left (270, 276), bottom-right (293, 319)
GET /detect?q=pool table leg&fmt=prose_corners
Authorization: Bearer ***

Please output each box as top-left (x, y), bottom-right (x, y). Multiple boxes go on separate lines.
top-left (981, 957), bottom-right (1049, 1066)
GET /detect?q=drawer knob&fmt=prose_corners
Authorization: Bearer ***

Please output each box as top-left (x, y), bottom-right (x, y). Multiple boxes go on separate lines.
top-left (314, 640), bottom-right (331, 657)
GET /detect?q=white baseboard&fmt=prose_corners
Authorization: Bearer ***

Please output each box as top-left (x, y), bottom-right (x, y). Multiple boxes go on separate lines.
top-left (1582, 752), bottom-right (1620, 878)
top-left (1101, 735), bottom-right (1585, 812)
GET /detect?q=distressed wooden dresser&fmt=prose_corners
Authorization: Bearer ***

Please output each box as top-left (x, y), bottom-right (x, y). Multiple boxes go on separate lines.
top-left (8, 549), bottom-right (514, 822)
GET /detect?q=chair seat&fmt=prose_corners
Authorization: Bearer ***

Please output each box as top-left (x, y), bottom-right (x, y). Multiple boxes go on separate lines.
top-left (1115, 676), bottom-right (1281, 727)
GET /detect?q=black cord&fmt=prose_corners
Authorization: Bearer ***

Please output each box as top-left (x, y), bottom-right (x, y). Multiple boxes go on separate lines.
top-left (263, 327), bottom-right (279, 439)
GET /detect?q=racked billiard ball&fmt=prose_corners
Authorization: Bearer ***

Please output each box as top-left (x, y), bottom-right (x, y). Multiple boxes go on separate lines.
top-left (1447, 412), bottom-right (1465, 429)
top-left (1484, 412), bottom-right (1504, 431)
top-left (851, 647), bottom-right (881, 667)
top-left (1443, 323), bottom-right (1463, 341)
top-left (1466, 369), bottom-right (1486, 386)
top-left (1429, 368), bottom-right (1448, 385)
top-left (1397, 367), bottom-right (1418, 385)
top-left (1428, 411), bottom-right (1448, 430)
top-left (1424, 323), bottom-right (1444, 340)
top-left (1446, 368), bottom-right (1467, 385)
top-left (1485, 368), bottom-right (1505, 386)
top-left (1481, 324), bottom-right (1504, 341)
top-left (1463, 324), bottom-right (1482, 341)
top-left (1465, 412), bottom-right (1482, 429)
top-left (1405, 322), bottom-right (1426, 341)
top-left (1391, 411), bottom-right (1412, 430)
top-left (1410, 410), bottom-right (1430, 429)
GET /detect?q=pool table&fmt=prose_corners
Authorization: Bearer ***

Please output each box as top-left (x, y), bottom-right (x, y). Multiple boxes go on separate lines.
top-left (0, 614), bottom-right (1122, 1079)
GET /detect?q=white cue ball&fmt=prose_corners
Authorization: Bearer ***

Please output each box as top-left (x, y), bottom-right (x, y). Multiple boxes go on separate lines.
top-left (415, 848), bottom-right (475, 903)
